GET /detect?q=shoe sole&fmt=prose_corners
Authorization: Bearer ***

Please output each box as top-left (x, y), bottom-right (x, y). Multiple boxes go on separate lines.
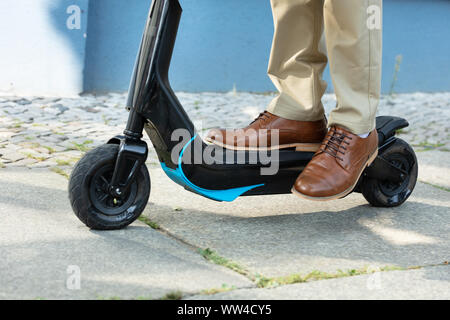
top-left (205, 138), bottom-right (321, 152)
top-left (291, 149), bottom-right (379, 201)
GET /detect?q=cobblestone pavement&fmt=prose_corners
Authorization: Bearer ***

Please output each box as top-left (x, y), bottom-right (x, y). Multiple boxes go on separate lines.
top-left (1, 92), bottom-right (449, 176)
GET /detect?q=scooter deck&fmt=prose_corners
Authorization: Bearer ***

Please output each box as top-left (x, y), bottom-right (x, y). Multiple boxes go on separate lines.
top-left (153, 116), bottom-right (409, 201)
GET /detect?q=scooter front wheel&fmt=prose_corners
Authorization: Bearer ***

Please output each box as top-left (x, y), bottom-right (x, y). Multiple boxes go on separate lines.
top-left (68, 144), bottom-right (150, 230)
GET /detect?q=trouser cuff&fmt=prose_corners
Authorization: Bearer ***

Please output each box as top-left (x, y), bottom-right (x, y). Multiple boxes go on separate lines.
top-left (328, 114), bottom-right (376, 135)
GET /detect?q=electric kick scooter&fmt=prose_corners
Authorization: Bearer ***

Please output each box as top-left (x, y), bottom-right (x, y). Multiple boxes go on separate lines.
top-left (69, 0), bottom-right (418, 230)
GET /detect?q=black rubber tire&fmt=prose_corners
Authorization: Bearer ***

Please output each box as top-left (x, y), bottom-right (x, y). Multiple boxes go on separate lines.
top-left (362, 138), bottom-right (418, 207)
top-left (68, 144), bottom-right (150, 230)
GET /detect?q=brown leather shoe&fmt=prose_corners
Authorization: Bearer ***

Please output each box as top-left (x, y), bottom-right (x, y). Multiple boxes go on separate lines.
top-left (292, 126), bottom-right (378, 200)
top-left (205, 111), bottom-right (327, 151)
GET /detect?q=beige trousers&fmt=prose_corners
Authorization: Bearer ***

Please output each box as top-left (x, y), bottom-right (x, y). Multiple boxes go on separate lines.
top-left (266, 0), bottom-right (382, 134)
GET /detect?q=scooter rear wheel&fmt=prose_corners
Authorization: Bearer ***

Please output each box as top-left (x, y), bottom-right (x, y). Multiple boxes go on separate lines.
top-left (361, 138), bottom-right (418, 207)
top-left (68, 144), bottom-right (150, 230)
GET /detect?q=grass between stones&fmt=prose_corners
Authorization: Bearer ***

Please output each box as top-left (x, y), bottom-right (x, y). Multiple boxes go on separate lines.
top-left (55, 159), bottom-right (72, 166)
top-left (419, 180), bottom-right (450, 192)
top-left (198, 248), bottom-right (249, 277)
top-left (42, 145), bottom-right (56, 154)
top-left (55, 157), bottom-right (80, 166)
top-left (23, 153), bottom-right (47, 162)
top-left (50, 167), bottom-right (69, 179)
top-left (68, 140), bottom-right (93, 152)
top-left (413, 141), bottom-right (446, 152)
top-left (138, 215), bottom-right (161, 230)
top-left (158, 291), bottom-right (184, 300)
top-left (8, 120), bottom-right (23, 129)
top-left (253, 265), bottom-right (418, 288)
top-left (200, 284), bottom-right (237, 296)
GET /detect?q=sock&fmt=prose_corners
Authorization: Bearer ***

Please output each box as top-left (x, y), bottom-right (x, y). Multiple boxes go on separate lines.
top-left (358, 132), bottom-right (370, 138)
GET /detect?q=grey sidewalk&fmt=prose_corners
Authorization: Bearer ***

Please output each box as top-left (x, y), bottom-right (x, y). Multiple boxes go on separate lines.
top-left (145, 168), bottom-right (450, 278)
top-left (0, 163), bottom-right (448, 299)
top-left (0, 168), bottom-right (252, 300)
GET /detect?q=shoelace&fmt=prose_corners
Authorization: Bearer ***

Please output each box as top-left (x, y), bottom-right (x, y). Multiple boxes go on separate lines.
top-left (250, 111), bottom-right (271, 125)
top-left (316, 127), bottom-right (353, 161)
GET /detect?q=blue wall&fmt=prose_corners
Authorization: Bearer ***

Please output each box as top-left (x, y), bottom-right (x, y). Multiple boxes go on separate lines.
top-left (84, 0), bottom-right (148, 93)
top-left (83, 0), bottom-right (450, 94)
top-left (84, 0), bottom-right (274, 93)
top-left (382, 0), bottom-right (450, 93)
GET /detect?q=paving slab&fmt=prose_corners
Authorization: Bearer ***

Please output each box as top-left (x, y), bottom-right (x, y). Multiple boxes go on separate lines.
top-left (145, 168), bottom-right (450, 278)
top-left (190, 265), bottom-right (450, 300)
top-left (416, 150), bottom-right (450, 189)
top-left (0, 168), bottom-right (253, 300)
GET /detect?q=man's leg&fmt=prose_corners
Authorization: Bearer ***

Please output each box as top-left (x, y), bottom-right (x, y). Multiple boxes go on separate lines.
top-left (292, 0), bottom-right (382, 200)
top-left (206, 0), bottom-right (328, 151)
top-left (267, 0), bottom-right (328, 122)
top-left (325, 0), bottom-right (382, 134)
